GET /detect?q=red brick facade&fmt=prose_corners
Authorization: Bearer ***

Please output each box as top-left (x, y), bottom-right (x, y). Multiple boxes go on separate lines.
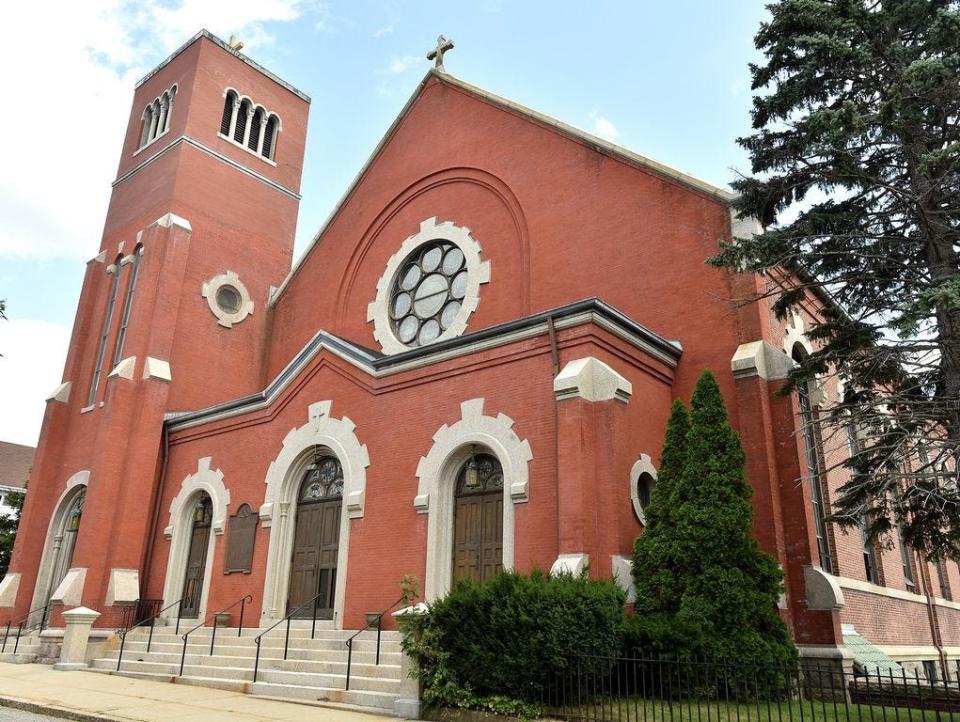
top-left (3, 31), bottom-right (954, 668)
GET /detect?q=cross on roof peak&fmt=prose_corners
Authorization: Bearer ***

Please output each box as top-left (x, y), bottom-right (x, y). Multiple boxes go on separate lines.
top-left (427, 35), bottom-right (454, 73)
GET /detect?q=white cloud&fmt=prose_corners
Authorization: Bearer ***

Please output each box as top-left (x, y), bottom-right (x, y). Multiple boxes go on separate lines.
top-left (588, 112), bottom-right (621, 142)
top-left (387, 55), bottom-right (421, 74)
top-left (0, 319), bottom-right (70, 447)
top-left (0, 1), bottom-right (314, 262)
top-left (373, 25), bottom-right (394, 38)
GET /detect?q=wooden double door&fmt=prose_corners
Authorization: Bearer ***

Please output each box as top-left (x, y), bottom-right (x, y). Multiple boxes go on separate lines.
top-left (182, 495), bottom-right (212, 618)
top-left (452, 452), bottom-right (504, 585)
top-left (288, 457), bottom-right (344, 619)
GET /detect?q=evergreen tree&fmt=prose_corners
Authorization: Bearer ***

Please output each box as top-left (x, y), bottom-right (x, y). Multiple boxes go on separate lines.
top-left (0, 491), bottom-right (23, 579)
top-left (630, 372), bottom-right (796, 665)
top-left (712, 0), bottom-right (960, 555)
top-left (632, 400), bottom-right (689, 618)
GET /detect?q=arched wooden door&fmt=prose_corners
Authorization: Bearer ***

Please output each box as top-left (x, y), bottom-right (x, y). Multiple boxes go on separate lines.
top-left (288, 456), bottom-right (343, 619)
top-left (452, 451), bottom-right (504, 585)
top-left (181, 495), bottom-right (212, 618)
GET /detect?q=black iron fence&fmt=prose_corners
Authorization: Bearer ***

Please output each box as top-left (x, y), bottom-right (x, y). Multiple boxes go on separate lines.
top-left (538, 655), bottom-right (960, 722)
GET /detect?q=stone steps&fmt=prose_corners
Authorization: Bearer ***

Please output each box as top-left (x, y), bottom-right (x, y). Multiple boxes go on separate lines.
top-left (88, 624), bottom-right (408, 715)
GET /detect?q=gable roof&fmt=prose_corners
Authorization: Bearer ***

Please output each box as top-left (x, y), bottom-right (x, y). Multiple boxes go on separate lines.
top-left (0, 440), bottom-right (34, 491)
top-left (270, 69), bottom-right (735, 305)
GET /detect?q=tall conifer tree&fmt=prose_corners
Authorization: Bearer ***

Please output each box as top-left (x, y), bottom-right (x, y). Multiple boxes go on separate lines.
top-left (632, 372), bottom-right (795, 664)
top-left (713, 0), bottom-right (960, 555)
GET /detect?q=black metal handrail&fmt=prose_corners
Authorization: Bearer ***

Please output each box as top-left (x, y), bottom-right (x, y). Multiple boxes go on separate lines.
top-left (344, 595), bottom-right (406, 691)
top-left (1, 604), bottom-right (50, 655)
top-left (252, 591), bottom-right (327, 683)
top-left (178, 594), bottom-right (252, 676)
top-left (116, 597), bottom-right (184, 671)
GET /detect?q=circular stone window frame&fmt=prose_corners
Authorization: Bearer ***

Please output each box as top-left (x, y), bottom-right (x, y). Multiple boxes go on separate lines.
top-left (630, 453), bottom-right (658, 526)
top-left (201, 271), bottom-right (254, 328)
top-left (368, 216), bottom-right (491, 355)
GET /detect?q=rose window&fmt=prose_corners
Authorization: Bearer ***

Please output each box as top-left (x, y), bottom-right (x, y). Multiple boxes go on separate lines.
top-left (390, 240), bottom-right (469, 347)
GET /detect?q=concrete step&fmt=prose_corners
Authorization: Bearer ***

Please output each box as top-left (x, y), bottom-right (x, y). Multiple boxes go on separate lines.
top-left (107, 640), bottom-right (401, 663)
top-left (250, 680), bottom-right (399, 713)
top-left (120, 636), bottom-right (401, 655)
top-left (99, 649), bottom-right (401, 678)
top-left (0, 650), bottom-right (40, 664)
top-left (87, 667), bottom-right (248, 693)
top-left (256, 668), bottom-right (400, 694)
top-left (140, 629), bottom-right (401, 644)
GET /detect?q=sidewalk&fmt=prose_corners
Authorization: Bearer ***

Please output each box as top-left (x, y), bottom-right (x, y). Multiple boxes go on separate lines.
top-left (0, 664), bottom-right (403, 722)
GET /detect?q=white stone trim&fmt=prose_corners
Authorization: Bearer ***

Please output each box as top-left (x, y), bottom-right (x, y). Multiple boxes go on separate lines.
top-left (554, 357), bottom-right (632, 403)
top-left (154, 212), bottom-right (192, 232)
top-left (784, 312), bottom-right (813, 356)
top-left (551, 553), bottom-right (589, 577)
top-left (201, 271), bottom-right (254, 328)
top-left (259, 401), bottom-right (370, 627)
top-left (46, 382), bottom-right (71, 404)
top-left (0, 573), bottom-right (21, 607)
top-left (629, 454), bottom-right (658, 525)
top-left (105, 569), bottom-right (140, 606)
top-left (731, 341), bottom-right (794, 381)
top-left (837, 572), bottom-right (960, 611)
top-left (415, 398), bottom-right (533, 601)
top-left (142, 357), bottom-right (172, 381)
top-left (29, 472), bottom-right (89, 613)
top-left (367, 217), bottom-right (491, 355)
top-left (804, 565), bottom-right (846, 610)
top-left (108, 356), bottom-right (136, 380)
top-left (50, 568), bottom-right (86, 606)
top-left (161, 458), bottom-right (230, 623)
top-left (611, 555), bottom-right (635, 603)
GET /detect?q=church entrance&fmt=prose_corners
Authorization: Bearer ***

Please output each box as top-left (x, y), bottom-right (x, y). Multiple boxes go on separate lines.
top-left (46, 488), bottom-right (85, 604)
top-left (288, 455), bottom-right (343, 619)
top-left (181, 494), bottom-right (212, 618)
top-left (452, 450), bottom-right (504, 585)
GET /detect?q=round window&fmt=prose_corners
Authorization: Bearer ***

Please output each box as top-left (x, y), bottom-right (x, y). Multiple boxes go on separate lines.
top-left (390, 240), bottom-right (468, 348)
top-left (636, 472), bottom-right (655, 512)
top-left (216, 285), bottom-right (242, 314)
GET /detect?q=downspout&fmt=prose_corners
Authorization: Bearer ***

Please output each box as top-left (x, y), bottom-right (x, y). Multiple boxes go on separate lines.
top-left (139, 422), bottom-right (170, 600)
top-left (916, 549), bottom-right (948, 678)
top-left (547, 317), bottom-right (561, 556)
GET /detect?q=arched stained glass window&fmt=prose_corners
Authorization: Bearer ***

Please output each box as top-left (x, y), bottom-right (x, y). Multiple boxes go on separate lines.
top-left (456, 452), bottom-right (504, 496)
top-left (299, 456), bottom-right (344, 502)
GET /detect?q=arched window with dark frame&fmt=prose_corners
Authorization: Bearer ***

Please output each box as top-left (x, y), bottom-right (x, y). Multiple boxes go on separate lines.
top-left (139, 105), bottom-right (154, 147)
top-left (220, 90), bottom-right (237, 136)
top-left (793, 343), bottom-right (832, 571)
top-left (233, 99), bottom-right (251, 145)
top-left (262, 114), bottom-right (279, 159)
top-left (88, 256), bottom-right (123, 406)
top-left (248, 107), bottom-right (264, 152)
top-left (112, 244), bottom-right (143, 367)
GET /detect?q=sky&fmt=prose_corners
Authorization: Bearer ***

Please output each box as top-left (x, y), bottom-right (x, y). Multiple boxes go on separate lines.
top-left (0, 0), bottom-right (770, 447)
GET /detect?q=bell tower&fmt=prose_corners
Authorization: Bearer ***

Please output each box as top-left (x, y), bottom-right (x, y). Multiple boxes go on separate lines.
top-left (0, 31), bottom-right (310, 627)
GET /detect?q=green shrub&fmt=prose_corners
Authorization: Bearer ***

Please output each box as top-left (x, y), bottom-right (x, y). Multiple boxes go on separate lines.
top-left (401, 570), bottom-right (626, 705)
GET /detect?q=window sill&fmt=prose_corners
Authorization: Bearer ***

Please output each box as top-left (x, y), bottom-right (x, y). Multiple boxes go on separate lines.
top-left (217, 133), bottom-right (277, 167)
top-left (133, 128), bottom-right (170, 157)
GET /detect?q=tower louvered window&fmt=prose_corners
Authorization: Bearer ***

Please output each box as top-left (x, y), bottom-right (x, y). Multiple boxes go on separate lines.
top-left (233, 99), bottom-right (250, 144)
top-left (262, 115), bottom-right (278, 160)
top-left (137, 84), bottom-right (177, 151)
top-left (220, 91), bottom-right (237, 135)
top-left (219, 88), bottom-right (280, 161)
top-left (88, 257), bottom-right (123, 406)
top-left (248, 108), bottom-right (264, 151)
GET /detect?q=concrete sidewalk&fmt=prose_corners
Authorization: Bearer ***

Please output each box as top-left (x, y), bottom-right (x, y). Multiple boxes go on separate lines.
top-left (0, 664), bottom-right (403, 722)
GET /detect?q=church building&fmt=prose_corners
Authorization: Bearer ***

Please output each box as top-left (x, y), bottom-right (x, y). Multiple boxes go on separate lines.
top-left (2, 30), bottom-right (958, 697)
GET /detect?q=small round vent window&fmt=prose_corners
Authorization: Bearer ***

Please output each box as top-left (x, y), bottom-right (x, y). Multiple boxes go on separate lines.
top-left (201, 271), bottom-right (253, 328)
top-left (216, 285), bottom-right (242, 314)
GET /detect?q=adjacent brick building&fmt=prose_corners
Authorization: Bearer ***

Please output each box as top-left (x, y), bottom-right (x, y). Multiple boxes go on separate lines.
top-left (1, 30), bottom-right (953, 673)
